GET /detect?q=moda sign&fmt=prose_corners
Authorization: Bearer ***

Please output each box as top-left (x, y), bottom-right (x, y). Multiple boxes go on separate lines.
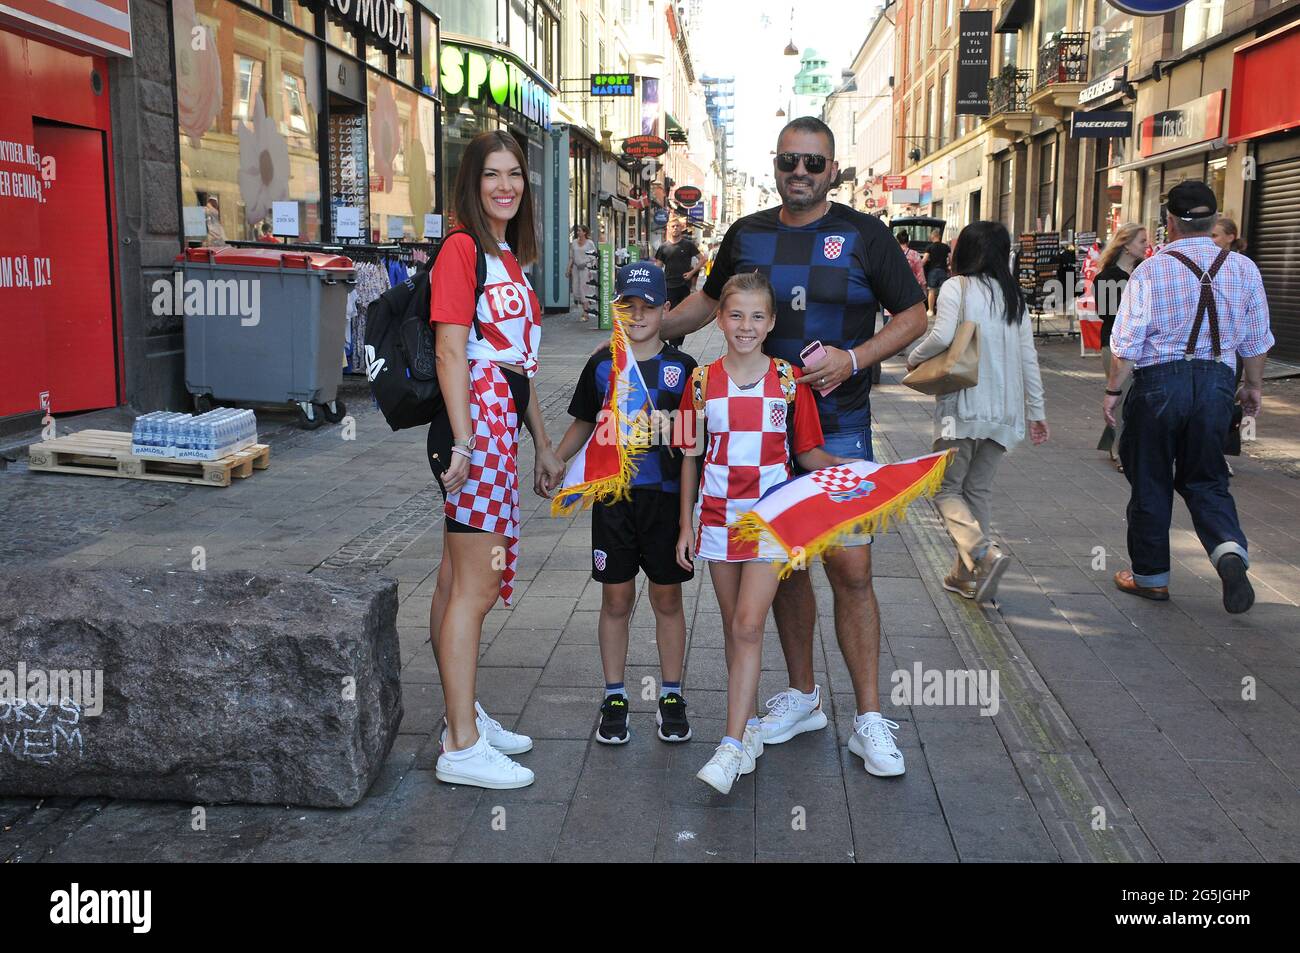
top-left (323, 0), bottom-right (412, 55)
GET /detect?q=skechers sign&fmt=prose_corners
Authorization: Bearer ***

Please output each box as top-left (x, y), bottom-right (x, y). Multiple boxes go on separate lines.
top-left (1104, 1), bottom-right (1194, 13)
top-left (440, 44), bottom-right (552, 130)
top-left (323, 0), bottom-right (412, 54)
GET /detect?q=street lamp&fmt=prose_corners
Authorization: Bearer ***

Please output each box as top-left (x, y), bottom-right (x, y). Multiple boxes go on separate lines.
top-left (783, 7), bottom-right (798, 55)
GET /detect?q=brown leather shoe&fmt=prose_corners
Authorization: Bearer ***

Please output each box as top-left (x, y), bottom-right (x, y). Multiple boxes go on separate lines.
top-left (1114, 569), bottom-right (1169, 601)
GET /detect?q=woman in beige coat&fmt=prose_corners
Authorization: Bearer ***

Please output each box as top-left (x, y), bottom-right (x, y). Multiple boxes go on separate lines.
top-left (907, 221), bottom-right (1050, 604)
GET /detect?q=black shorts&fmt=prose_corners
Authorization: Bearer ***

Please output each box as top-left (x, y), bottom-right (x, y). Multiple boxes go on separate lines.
top-left (591, 489), bottom-right (693, 585)
top-left (428, 365), bottom-right (531, 534)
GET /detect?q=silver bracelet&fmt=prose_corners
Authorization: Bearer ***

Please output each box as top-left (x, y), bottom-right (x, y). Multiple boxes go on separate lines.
top-left (849, 349), bottom-right (860, 374)
top-left (450, 445), bottom-right (473, 459)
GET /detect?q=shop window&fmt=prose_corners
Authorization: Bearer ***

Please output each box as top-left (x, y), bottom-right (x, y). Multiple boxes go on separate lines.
top-left (175, 0), bottom-right (323, 244)
top-left (1094, 137), bottom-right (1126, 242)
top-left (368, 72), bottom-right (437, 242)
top-left (1207, 157), bottom-right (1227, 212)
top-left (440, 0), bottom-right (495, 43)
top-left (1090, 0), bottom-right (1131, 80)
top-left (420, 13), bottom-right (440, 95)
top-left (1181, 0), bottom-right (1224, 52)
top-left (366, 42), bottom-right (391, 74)
top-left (1038, 0), bottom-right (1067, 46)
top-left (326, 18), bottom-right (358, 55)
top-left (283, 0), bottom-right (314, 31)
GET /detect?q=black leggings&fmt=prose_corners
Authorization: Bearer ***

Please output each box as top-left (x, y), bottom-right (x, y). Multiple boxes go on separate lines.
top-left (428, 365), bottom-right (531, 534)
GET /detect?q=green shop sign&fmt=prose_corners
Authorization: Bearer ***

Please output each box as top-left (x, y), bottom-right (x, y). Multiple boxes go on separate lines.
top-left (440, 44), bottom-right (552, 131)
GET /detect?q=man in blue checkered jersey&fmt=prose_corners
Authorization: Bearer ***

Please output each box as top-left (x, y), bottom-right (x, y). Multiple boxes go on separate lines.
top-left (661, 117), bottom-right (928, 777)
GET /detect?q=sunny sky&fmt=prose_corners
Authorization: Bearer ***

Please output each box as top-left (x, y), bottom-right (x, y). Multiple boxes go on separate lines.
top-left (693, 0), bottom-right (883, 186)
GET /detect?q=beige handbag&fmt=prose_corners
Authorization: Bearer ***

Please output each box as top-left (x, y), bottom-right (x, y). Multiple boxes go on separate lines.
top-left (902, 277), bottom-right (980, 395)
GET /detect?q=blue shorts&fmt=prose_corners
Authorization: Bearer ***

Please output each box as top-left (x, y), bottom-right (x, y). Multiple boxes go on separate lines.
top-left (796, 427), bottom-right (874, 548)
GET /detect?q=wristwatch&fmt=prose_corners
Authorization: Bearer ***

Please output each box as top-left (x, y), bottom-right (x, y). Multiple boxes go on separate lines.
top-left (453, 435), bottom-right (476, 451)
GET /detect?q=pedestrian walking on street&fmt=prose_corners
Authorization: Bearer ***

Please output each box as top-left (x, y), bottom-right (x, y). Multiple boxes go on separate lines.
top-left (898, 231), bottom-right (927, 292)
top-left (660, 116), bottom-right (928, 779)
top-left (907, 221), bottom-right (1050, 603)
top-left (427, 130), bottom-right (566, 789)
top-left (1094, 223), bottom-right (1149, 470)
top-left (1104, 182), bottom-right (1274, 614)
top-left (654, 215), bottom-right (702, 348)
top-left (568, 225), bottom-right (596, 321)
top-left (922, 226), bottom-right (950, 316)
top-left (1212, 216), bottom-right (1250, 475)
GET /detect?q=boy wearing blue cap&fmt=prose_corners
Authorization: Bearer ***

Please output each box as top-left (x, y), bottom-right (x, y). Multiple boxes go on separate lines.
top-left (553, 263), bottom-right (698, 745)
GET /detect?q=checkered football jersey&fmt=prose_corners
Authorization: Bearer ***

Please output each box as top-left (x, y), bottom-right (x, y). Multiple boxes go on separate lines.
top-left (678, 357), bottom-right (823, 562)
top-left (703, 202), bottom-right (926, 434)
top-left (430, 232), bottom-right (542, 376)
top-left (568, 344), bottom-right (697, 492)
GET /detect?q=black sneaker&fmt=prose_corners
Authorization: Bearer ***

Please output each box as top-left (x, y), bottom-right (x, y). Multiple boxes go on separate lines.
top-left (656, 693), bottom-right (692, 742)
top-left (596, 694), bottom-right (630, 745)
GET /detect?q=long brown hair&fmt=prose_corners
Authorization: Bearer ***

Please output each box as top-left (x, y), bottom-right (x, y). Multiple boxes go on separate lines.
top-left (1214, 216), bottom-right (1247, 253)
top-left (1099, 222), bottom-right (1145, 272)
top-left (450, 131), bottom-right (538, 265)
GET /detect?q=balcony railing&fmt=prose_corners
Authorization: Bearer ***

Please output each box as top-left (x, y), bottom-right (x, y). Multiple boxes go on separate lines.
top-left (1036, 33), bottom-right (1088, 90)
top-left (988, 67), bottom-right (1031, 114)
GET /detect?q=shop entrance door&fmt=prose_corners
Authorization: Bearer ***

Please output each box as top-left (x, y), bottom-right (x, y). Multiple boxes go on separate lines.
top-left (35, 121), bottom-right (118, 412)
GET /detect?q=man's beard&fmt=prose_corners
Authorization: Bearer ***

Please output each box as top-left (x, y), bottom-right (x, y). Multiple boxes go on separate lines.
top-left (778, 175), bottom-right (831, 212)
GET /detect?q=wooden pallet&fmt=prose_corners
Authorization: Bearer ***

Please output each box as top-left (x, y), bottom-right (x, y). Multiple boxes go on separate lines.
top-left (27, 430), bottom-right (270, 487)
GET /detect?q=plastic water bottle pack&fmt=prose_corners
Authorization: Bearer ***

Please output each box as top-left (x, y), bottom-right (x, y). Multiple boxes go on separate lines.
top-left (132, 409), bottom-right (258, 460)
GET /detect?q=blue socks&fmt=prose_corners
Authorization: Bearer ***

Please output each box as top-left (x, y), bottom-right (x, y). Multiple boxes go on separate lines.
top-left (660, 680), bottom-right (681, 699)
top-left (722, 736), bottom-right (744, 751)
top-left (604, 682), bottom-right (626, 699)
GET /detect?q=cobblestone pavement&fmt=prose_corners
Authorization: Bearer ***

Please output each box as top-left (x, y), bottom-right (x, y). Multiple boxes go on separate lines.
top-left (1, 315), bottom-right (1297, 862)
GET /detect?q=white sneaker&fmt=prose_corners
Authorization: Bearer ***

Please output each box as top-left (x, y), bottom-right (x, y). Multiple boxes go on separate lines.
top-left (696, 743), bottom-right (751, 795)
top-left (759, 687), bottom-right (829, 744)
top-left (848, 713), bottom-right (906, 777)
top-left (740, 724), bottom-right (764, 775)
top-left (435, 728), bottom-right (535, 789)
top-left (440, 701), bottom-right (533, 756)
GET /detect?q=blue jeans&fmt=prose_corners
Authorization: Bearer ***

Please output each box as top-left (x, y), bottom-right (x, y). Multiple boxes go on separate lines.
top-left (1118, 359), bottom-right (1248, 587)
top-left (799, 428), bottom-right (874, 547)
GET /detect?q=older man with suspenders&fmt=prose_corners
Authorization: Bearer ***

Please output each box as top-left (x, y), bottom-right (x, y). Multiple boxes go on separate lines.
top-left (1104, 181), bottom-right (1274, 613)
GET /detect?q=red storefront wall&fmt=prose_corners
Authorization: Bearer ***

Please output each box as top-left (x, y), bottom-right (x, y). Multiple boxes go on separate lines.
top-left (1228, 20), bottom-right (1300, 143)
top-left (0, 28), bottom-right (123, 419)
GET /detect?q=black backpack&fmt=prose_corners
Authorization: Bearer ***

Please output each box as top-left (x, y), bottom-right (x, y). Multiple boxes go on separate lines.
top-left (364, 231), bottom-right (486, 431)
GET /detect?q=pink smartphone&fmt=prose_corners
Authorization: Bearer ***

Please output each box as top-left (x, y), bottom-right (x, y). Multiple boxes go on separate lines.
top-left (799, 340), bottom-right (839, 397)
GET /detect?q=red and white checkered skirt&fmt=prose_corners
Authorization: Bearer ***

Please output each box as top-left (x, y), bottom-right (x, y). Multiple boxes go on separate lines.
top-left (444, 359), bottom-right (521, 605)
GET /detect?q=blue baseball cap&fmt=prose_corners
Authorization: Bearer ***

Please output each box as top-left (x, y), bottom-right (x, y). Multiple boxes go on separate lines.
top-left (615, 262), bottom-right (666, 306)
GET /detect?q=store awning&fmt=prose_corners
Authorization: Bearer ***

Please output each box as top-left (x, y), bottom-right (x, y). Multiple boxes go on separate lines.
top-left (996, 0), bottom-right (1032, 34)
top-left (1113, 137), bottom-right (1227, 173)
top-left (665, 113), bottom-right (688, 144)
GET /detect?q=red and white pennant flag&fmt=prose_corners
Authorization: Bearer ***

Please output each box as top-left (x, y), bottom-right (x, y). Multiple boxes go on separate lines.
top-left (729, 451), bottom-right (953, 577)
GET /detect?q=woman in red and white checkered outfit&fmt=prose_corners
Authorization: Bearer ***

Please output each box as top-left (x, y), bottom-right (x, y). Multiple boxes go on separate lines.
top-left (674, 272), bottom-right (850, 795)
top-left (427, 131), bottom-right (565, 791)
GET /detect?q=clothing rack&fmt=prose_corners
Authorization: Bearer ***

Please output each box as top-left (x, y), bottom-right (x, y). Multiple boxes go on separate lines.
top-left (223, 239), bottom-right (439, 264)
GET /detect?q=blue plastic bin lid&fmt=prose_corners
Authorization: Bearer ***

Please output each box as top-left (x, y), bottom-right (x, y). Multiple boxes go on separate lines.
top-left (176, 247), bottom-right (354, 271)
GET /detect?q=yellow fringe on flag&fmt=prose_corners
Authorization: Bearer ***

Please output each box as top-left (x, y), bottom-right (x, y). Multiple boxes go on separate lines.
top-left (549, 300), bottom-right (652, 517)
top-left (730, 451), bottom-right (953, 579)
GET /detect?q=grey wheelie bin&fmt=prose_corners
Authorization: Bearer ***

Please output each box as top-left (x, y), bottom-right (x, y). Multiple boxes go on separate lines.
top-left (179, 247), bottom-right (355, 428)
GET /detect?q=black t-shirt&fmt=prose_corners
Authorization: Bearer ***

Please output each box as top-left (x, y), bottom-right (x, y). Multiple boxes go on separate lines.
top-left (654, 239), bottom-right (700, 289)
top-left (926, 241), bottom-right (950, 272)
top-left (1094, 263), bottom-right (1130, 348)
top-left (567, 344), bottom-right (697, 493)
top-left (702, 202), bottom-right (925, 434)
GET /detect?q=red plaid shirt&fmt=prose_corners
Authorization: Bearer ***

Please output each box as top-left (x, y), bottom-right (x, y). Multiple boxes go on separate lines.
top-left (1111, 236), bottom-right (1273, 370)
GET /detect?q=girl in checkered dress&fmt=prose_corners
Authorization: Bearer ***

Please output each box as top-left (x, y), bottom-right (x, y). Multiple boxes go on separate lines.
top-left (675, 272), bottom-right (851, 794)
top-left (427, 131), bottom-right (566, 791)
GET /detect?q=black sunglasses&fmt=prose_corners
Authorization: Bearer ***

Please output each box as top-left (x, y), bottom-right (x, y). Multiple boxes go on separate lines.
top-left (775, 152), bottom-right (828, 174)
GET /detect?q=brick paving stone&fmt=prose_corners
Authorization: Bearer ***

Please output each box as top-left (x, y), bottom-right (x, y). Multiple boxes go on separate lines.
top-left (3, 326), bottom-right (1298, 863)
